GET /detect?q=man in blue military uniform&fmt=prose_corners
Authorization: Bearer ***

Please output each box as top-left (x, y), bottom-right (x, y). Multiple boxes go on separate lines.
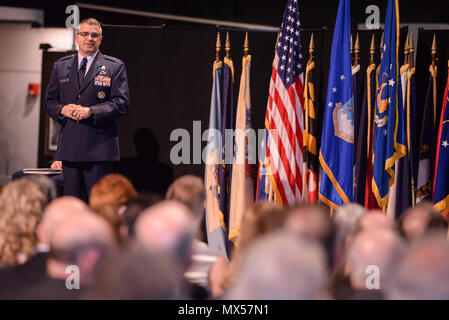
top-left (45, 18), bottom-right (130, 201)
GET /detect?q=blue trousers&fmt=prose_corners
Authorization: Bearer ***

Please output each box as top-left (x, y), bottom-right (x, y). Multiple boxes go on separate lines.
top-left (62, 161), bottom-right (114, 203)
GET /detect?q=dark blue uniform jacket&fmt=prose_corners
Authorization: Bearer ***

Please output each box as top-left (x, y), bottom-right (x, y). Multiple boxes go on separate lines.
top-left (45, 51), bottom-right (130, 162)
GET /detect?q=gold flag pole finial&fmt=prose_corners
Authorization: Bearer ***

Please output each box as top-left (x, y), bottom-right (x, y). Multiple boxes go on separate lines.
top-left (215, 32), bottom-right (221, 62)
top-left (350, 34), bottom-right (353, 64)
top-left (354, 33), bottom-right (360, 66)
top-left (409, 32), bottom-right (415, 68)
top-left (309, 33), bottom-right (315, 63)
top-left (431, 34), bottom-right (437, 67)
top-left (370, 34), bottom-right (376, 64)
top-left (243, 32), bottom-right (249, 57)
top-left (225, 31), bottom-right (231, 58)
top-left (404, 33), bottom-right (410, 65)
top-left (350, 34), bottom-right (353, 55)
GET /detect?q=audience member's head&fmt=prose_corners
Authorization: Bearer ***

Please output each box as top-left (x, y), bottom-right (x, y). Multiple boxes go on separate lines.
top-left (346, 228), bottom-right (404, 291)
top-left (209, 202), bottom-right (285, 298)
top-left (355, 210), bottom-right (395, 234)
top-left (387, 234), bottom-right (449, 299)
top-left (122, 193), bottom-right (162, 238)
top-left (90, 174), bottom-right (138, 210)
top-left (87, 250), bottom-right (185, 299)
top-left (89, 174), bottom-right (138, 243)
top-left (36, 196), bottom-right (89, 248)
top-left (166, 175), bottom-right (204, 215)
top-left (165, 175), bottom-right (205, 238)
top-left (398, 202), bottom-right (448, 240)
top-left (332, 203), bottom-right (366, 271)
top-left (0, 178), bottom-right (48, 266)
top-left (237, 201), bottom-right (285, 251)
top-left (134, 200), bottom-right (195, 267)
top-left (47, 212), bottom-right (117, 286)
top-left (26, 175), bottom-right (57, 207)
top-left (284, 204), bottom-right (335, 267)
top-left (225, 231), bottom-right (328, 300)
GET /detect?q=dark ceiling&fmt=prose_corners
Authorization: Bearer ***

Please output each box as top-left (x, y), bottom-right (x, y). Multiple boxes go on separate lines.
top-left (1, 0), bottom-right (448, 28)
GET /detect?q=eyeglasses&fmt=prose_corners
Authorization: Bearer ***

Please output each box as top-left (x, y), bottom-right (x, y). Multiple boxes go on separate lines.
top-left (77, 32), bottom-right (101, 39)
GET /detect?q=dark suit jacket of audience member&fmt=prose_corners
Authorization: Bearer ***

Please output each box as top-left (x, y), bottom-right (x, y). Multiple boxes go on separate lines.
top-left (0, 252), bottom-right (84, 300)
top-left (0, 252), bottom-right (47, 299)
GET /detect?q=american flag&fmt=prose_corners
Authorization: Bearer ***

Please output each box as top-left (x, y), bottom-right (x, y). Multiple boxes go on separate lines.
top-left (263, 0), bottom-right (304, 205)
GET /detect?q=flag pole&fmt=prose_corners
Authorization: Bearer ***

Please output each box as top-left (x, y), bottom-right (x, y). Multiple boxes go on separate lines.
top-left (404, 33), bottom-right (410, 66)
top-left (431, 34), bottom-right (437, 67)
top-left (243, 32), bottom-right (249, 57)
top-left (409, 32), bottom-right (415, 69)
top-left (216, 32), bottom-right (221, 62)
top-left (431, 35), bottom-right (437, 123)
top-left (225, 31), bottom-right (231, 59)
top-left (354, 33), bottom-right (360, 67)
top-left (370, 34), bottom-right (375, 65)
top-left (409, 32), bottom-right (416, 207)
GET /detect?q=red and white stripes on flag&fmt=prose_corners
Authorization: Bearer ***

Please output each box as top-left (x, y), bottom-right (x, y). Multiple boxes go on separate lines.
top-left (264, 54), bottom-right (305, 206)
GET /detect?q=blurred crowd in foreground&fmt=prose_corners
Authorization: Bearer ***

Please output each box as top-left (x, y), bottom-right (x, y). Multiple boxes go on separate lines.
top-left (0, 173), bottom-right (448, 300)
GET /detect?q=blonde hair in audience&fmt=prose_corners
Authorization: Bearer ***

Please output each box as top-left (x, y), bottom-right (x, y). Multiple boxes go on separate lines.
top-left (0, 179), bottom-right (47, 266)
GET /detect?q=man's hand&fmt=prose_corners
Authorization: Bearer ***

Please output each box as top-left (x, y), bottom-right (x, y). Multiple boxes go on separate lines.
top-left (51, 161), bottom-right (62, 170)
top-left (61, 104), bottom-right (79, 119)
top-left (72, 106), bottom-right (93, 121)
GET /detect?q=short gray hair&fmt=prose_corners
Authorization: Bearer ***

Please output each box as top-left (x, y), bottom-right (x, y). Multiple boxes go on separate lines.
top-left (80, 18), bottom-right (102, 34)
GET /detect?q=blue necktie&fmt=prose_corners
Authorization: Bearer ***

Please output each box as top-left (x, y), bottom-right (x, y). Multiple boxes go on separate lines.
top-left (78, 57), bottom-right (87, 88)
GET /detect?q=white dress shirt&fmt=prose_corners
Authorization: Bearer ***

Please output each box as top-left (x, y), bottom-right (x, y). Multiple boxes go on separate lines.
top-left (77, 50), bottom-right (99, 75)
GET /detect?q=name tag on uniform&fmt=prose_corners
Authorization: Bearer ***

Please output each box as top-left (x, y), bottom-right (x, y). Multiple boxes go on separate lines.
top-left (94, 75), bottom-right (111, 87)
top-left (59, 78), bottom-right (70, 83)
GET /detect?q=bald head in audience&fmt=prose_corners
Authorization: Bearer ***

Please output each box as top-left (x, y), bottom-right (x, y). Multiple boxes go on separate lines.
top-left (134, 200), bottom-right (195, 266)
top-left (398, 202), bottom-right (448, 240)
top-left (346, 228), bottom-right (404, 290)
top-left (355, 210), bottom-right (395, 233)
top-left (47, 211), bottom-right (117, 286)
top-left (387, 234), bottom-right (449, 299)
top-left (37, 196), bottom-right (89, 248)
top-left (284, 204), bottom-right (334, 267)
top-left (225, 231), bottom-right (328, 300)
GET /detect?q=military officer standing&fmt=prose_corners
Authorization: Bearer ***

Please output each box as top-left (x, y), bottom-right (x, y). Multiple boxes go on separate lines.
top-left (45, 18), bottom-right (130, 201)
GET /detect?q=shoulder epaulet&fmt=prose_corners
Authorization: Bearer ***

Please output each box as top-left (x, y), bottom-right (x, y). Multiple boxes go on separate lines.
top-left (103, 55), bottom-right (123, 64)
top-left (55, 54), bottom-right (76, 63)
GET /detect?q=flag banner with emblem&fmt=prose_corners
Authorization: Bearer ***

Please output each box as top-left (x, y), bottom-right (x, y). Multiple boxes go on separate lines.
top-left (364, 63), bottom-right (381, 210)
top-left (387, 59), bottom-right (412, 218)
top-left (218, 56), bottom-right (235, 256)
top-left (256, 129), bottom-right (273, 202)
top-left (319, 0), bottom-right (354, 209)
top-left (257, 0), bottom-right (305, 206)
top-left (229, 53), bottom-right (254, 244)
top-left (417, 64), bottom-right (437, 203)
top-left (205, 59), bottom-right (228, 257)
top-left (372, 0), bottom-right (406, 209)
top-left (303, 57), bottom-right (319, 203)
top-left (433, 67), bottom-right (449, 217)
